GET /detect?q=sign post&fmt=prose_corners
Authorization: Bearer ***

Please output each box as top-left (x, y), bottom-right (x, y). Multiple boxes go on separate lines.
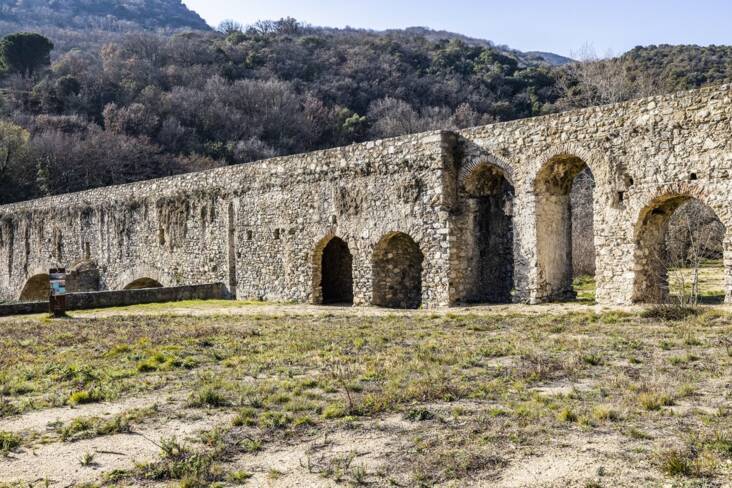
top-left (49, 268), bottom-right (67, 317)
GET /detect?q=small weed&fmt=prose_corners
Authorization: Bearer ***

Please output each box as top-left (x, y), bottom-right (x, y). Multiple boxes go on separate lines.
top-left (227, 470), bottom-right (253, 484)
top-left (351, 464), bottom-right (368, 485)
top-left (582, 353), bottom-right (603, 366)
top-left (68, 389), bottom-right (102, 406)
top-left (706, 433), bottom-right (732, 458)
top-left (558, 407), bottom-right (577, 423)
top-left (293, 414), bottom-right (315, 427)
top-left (259, 411), bottom-right (291, 429)
top-left (268, 469), bottom-right (285, 480)
top-left (188, 386), bottom-right (229, 408)
top-left (656, 448), bottom-right (695, 477)
top-left (0, 431), bottom-right (21, 453)
top-left (592, 405), bottom-right (620, 422)
top-left (322, 402), bottom-right (347, 419)
top-left (404, 408), bottom-right (435, 422)
top-left (627, 428), bottom-right (653, 440)
top-left (642, 305), bottom-right (699, 321)
top-left (638, 392), bottom-right (674, 411)
top-left (137, 436), bottom-right (222, 485)
top-left (232, 407), bottom-right (257, 427)
top-left (79, 451), bottom-right (96, 467)
top-left (240, 438), bottom-right (262, 453)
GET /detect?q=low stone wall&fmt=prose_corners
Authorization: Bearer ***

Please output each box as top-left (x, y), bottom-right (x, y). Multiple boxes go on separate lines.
top-left (0, 301), bottom-right (48, 316)
top-left (0, 283), bottom-right (229, 317)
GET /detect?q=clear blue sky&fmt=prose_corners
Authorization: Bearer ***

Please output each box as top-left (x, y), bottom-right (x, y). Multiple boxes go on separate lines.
top-left (182, 0), bottom-right (732, 57)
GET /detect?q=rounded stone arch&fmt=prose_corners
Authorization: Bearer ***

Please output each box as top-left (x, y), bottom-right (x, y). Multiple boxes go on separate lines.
top-left (112, 265), bottom-right (170, 291)
top-left (630, 184), bottom-right (730, 303)
top-left (310, 233), bottom-right (354, 305)
top-left (629, 183), bottom-right (729, 231)
top-left (459, 153), bottom-right (516, 191)
top-left (527, 144), bottom-right (611, 192)
top-left (372, 231), bottom-right (424, 309)
top-left (457, 157), bottom-right (516, 303)
top-left (17, 263), bottom-right (54, 301)
top-left (124, 278), bottom-right (164, 290)
top-left (530, 144), bottom-right (607, 301)
top-left (66, 259), bottom-right (101, 293)
top-left (19, 273), bottom-right (50, 301)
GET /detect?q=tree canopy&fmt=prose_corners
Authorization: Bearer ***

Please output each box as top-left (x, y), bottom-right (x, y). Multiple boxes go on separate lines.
top-left (0, 22), bottom-right (730, 206)
top-left (0, 32), bottom-right (53, 76)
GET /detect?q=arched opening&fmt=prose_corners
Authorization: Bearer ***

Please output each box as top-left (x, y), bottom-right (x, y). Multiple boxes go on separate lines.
top-left (372, 232), bottom-right (423, 309)
top-left (633, 196), bottom-right (725, 304)
top-left (124, 278), bottom-right (164, 290)
top-left (534, 154), bottom-right (595, 301)
top-left (66, 260), bottom-right (100, 293)
top-left (462, 163), bottom-right (515, 303)
top-left (19, 274), bottom-right (50, 301)
top-left (318, 237), bottom-right (354, 305)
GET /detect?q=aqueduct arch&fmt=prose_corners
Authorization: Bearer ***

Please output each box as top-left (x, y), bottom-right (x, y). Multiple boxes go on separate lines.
top-left (372, 232), bottom-right (423, 309)
top-left (311, 235), bottom-right (354, 305)
top-left (460, 161), bottom-right (515, 303)
top-left (112, 265), bottom-right (169, 291)
top-left (1, 84), bottom-right (731, 307)
top-left (19, 274), bottom-right (50, 301)
top-left (632, 193), bottom-right (728, 304)
top-left (124, 278), bottom-right (164, 290)
top-left (533, 152), bottom-right (595, 301)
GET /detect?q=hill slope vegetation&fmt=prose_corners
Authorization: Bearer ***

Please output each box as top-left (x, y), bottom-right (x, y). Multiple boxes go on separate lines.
top-left (0, 14), bottom-right (731, 205)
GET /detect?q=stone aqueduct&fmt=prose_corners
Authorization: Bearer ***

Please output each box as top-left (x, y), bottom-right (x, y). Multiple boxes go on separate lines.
top-left (2, 84), bottom-right (732, 308)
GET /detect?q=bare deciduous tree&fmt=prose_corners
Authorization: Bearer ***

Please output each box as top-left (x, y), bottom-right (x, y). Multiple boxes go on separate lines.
top-left (655, 201), bottom-right (725, 306)
top-left (558, 44), bottom-right (658, 110)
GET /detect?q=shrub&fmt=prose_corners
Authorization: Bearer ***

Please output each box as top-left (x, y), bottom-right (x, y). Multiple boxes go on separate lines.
top-left (641, 304), bottom-right (699, 321)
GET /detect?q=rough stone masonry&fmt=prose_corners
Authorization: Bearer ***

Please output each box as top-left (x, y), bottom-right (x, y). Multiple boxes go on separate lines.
top-left (2, 84), bottom-right (732, 308)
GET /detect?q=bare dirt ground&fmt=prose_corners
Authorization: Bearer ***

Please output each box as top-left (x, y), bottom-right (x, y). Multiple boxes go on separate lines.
top-left (1, 301), bottom-right (731, 487)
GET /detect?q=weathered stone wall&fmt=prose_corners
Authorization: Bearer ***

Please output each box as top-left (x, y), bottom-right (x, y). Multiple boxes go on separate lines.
top-left (0, 132), bottom-right (453, 308)
top-left (2, 84), bottom-right (732, 307)
top-left (455, 84), bottom-right (732, 304)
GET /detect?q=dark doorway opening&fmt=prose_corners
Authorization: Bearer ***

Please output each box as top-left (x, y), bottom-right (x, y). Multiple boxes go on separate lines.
top-left (321, 237), bottom-right (354, 305)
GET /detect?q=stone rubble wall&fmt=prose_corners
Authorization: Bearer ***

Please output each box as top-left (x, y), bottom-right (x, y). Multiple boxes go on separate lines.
top-left (0, 132), bottom-right (453, 307)
top-left (1, 84), bottom-right (732, 307)
top-left (455, 83), bottom-right (732, 304)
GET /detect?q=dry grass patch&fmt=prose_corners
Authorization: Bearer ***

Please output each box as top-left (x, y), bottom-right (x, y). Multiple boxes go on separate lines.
top-left (0, 305), bottom-right (731, 485)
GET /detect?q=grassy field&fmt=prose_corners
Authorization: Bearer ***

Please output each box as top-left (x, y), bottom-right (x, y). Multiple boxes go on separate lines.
top-left (0, 301), bottom-right (731, 487)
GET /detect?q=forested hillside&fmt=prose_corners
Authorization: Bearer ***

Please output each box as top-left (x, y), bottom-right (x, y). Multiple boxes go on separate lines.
top-left (0, 13), bottom-right (731, 205)
top-left (0, 0), bottom-right (210, 53)
top-left (0, 0), bottom-right (208, 31)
